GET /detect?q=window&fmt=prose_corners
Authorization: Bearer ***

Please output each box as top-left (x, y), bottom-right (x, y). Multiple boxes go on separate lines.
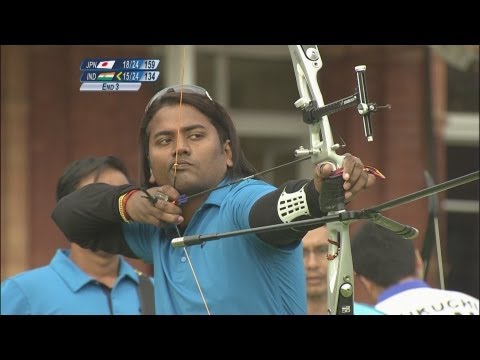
top-left (196, 46), bottom-right (310, 182)
top-left (229, 57), bottom-right (298, 111)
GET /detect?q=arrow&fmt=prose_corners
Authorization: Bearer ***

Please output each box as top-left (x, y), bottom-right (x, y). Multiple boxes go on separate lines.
top-left (116, 71), bottom-right (123, 81)
top-left (172, 171), bottom-right (479, 247)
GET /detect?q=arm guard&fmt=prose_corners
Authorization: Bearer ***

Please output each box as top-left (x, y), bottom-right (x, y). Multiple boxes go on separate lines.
top-left (249, 179), bottom-right (325, 247)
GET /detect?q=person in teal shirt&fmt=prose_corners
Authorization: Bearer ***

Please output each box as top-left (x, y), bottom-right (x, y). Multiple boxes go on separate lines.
top-left (52, 85), bottom-right (376, 314)
top-left (1, 156), bottom-right (153, 315)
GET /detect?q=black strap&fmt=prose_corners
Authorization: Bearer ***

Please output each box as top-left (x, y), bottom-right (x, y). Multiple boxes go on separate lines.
top-left (135, 271), bottom-right (155, 315)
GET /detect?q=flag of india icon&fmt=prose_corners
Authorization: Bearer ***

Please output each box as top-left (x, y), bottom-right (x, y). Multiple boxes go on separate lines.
top-left (98, 72), bottom-right (115, 81)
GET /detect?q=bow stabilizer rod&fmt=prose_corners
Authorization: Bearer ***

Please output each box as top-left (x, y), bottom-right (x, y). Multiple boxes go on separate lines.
top-left (171, 171), bottom-right (479, 247)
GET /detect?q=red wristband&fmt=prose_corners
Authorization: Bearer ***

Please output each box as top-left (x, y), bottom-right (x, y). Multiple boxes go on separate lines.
top-left (122, 189), bottom-right (138, 221)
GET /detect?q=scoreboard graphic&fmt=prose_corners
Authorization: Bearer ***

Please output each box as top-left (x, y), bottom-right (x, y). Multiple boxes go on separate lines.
top-left (79, 59), bottom-right (160, 91)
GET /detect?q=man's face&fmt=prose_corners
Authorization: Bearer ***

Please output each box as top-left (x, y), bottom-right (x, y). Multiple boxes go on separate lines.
top-left (303, 227), bottom-right (329, 298)
top-left (147, 104), bottom-right (233, 195)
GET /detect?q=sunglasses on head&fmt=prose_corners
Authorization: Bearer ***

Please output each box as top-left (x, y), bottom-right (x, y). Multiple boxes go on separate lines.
top-left (145, 84), bottom-right (213, 113)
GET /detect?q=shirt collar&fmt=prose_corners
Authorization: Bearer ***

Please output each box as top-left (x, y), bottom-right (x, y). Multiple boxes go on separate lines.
top-left (50, 249), bottom-right (139, 292)
top-left (202, 176), bottom-right (233, 206)
top-left (377, 279), bottom-right (430, 303)
top-left (204, 177), bottom-right (249, 206)
top-left (118, 257), bottom-right (140, 284)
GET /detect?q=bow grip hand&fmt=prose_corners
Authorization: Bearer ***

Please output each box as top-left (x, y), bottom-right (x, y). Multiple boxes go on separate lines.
top-left (314, 154), bottom-right (376, 203)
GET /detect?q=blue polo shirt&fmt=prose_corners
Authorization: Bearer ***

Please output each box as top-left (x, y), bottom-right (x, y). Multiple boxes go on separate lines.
top-left (354, 302), bottom-right (384, 315)
top-left (123, 178), bottom-right (307, 315)
top-left (1, 249), bottom-right (145, 315)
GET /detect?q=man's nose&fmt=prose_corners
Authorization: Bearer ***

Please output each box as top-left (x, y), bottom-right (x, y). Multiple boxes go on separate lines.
top-left (306, 252), bottom-right (319, 268)
top-left (173, 136), bottom-right (190, 156)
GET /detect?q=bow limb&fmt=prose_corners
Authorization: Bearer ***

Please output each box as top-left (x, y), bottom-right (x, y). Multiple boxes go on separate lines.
top-left (288, 46), bottom-right (345, 167)
top-left (288, 45), bottom-right (353, 315)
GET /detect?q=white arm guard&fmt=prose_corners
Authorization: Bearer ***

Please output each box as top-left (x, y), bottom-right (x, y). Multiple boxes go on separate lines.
top-left (277, 184), bottom-right (311, 223)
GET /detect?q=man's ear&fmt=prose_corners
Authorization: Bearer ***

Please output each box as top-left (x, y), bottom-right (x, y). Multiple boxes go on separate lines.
top-left (149, 168), bottom-right (157, 185)
top-left (146, 155), bottom-right (157, 185)
top-left (357, 275), bottom-right (377, 303)
top-left (414, 249), bottom-right (424, 279)
top-left (224, 140), bottom-right (233, 168)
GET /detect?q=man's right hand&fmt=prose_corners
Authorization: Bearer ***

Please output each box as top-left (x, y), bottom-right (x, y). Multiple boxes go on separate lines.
top-left (126, 185), bottom-right (184, 227)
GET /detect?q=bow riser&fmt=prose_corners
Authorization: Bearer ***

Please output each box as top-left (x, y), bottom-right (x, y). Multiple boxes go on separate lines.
top-left (327, 224), bottom-right (354, 314)
top-left (289, 45), bottom-right (353, 314)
